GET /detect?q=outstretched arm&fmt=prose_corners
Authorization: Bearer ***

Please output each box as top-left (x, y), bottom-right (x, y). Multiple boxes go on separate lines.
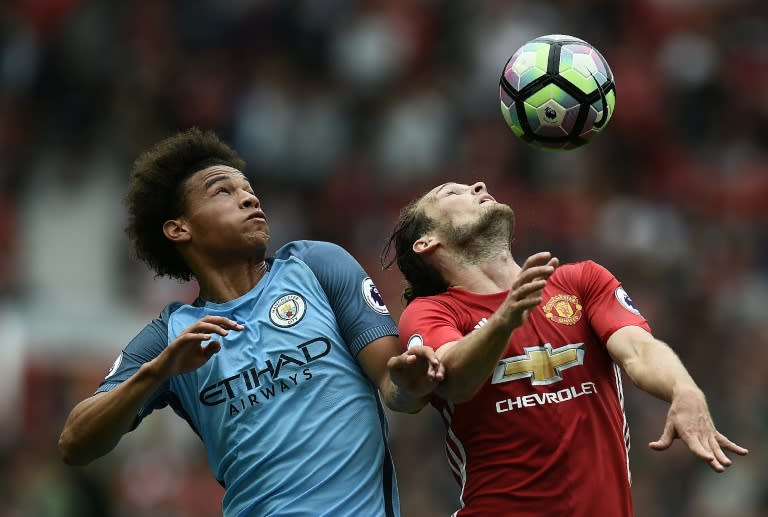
top-left (358, 335), bottom-right (444, 413)
top-left (58, 316), bottom-right (240, 465)
top-left (607, 325), bottom-right (749, 472)
top-left (58, 367), bottom-right (169, 465)
top-left (433, 252), bottom-right (557, 403)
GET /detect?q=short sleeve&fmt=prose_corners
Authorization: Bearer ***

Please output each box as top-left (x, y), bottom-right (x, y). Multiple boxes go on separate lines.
top-left (276, 240), bottom-right (399, 355)
top-left (398, 298), bottom-right (464, 351)
top-left (578, 261), bottom-right (651, 343)
top-left (93, 303), bottom-right (181, 429)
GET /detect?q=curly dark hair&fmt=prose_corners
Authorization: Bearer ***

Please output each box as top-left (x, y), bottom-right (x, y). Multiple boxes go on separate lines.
top-left (381, 194), bottom-right (448, 305)
top-left (124, 127), bottom-right (246, 280)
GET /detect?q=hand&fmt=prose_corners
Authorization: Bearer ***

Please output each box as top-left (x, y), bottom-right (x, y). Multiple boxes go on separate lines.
top-left (649, 388), bottom-right (749, 472)
top-left (387, 346), bottom-right (445, 398)
top-left (502, 251), bottom-right (559, 328)
top-left (152, 316), bottom-right (243, 378)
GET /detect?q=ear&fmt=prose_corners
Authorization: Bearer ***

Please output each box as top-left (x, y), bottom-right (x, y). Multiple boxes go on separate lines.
top-left (162, 218), bottom-right (191, 243)
top-left (413, 234), bottom-right (440, 256)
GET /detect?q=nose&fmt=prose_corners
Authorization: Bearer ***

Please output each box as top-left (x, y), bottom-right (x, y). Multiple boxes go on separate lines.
top-left (240, 190), bottom-right (260, 209)
top-left (471, 182), bottom-right (487, 195)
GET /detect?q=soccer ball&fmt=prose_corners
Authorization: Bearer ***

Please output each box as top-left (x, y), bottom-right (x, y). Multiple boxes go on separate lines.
top-left (499, 34), bottom-right (616, 151)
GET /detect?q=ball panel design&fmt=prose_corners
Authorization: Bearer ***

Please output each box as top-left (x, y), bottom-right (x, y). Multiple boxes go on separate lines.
top-left (499, 99), bottom-right (525, 138)
top-left (559, 48), bottom-right (605, 95)
top-left (499, 34), bottom-right (615, 151)
top-left (524, 83), bottom-right (579, 110)
top-left (536, 34), bottom-right (588, 44)
top-left (503, 42), bottom-right (550, 91)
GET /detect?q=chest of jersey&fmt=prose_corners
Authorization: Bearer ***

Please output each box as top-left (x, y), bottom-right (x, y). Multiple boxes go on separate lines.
top-left (461, 287), bottom-right (613, 404)
top-left (167, 259), bottom-right (368, 436)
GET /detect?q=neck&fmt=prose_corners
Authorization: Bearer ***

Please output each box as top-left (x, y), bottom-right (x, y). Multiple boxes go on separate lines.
top-left (195, 260), bottom-right (269, 303)
top-left (439, 249), bottom-right (521, 294)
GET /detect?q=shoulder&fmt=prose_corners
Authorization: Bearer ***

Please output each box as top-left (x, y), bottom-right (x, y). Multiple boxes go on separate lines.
top-left (272, 240), bottom-right (353, 265)
top-left (549, 260), bottom-right (620, 301)
top-left (552, 260), bottom-right (612, 282)
top-left (159, 300), bottom-right (186, 320)
top-left (125, 301), bottom-right (186, 354)
top-left (141, 301), bottom-right (185, 337)
top-left (402, 293), bottom-right (456, 319)
top-left (555, 260), bottom-right (602, 274)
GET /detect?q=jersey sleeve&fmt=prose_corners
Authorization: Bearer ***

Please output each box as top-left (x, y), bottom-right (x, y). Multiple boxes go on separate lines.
top-left (278, 240), bottom-right (399, 356)
top-left (94, 303), bottom-right (181, 429)
top-left (398, 298), bottom-right (464, 351)
top-left (576, 260), bottom-right (651, 343)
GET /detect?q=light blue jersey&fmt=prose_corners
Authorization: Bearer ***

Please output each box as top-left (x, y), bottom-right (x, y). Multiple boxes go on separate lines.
top-left (97, 241), bottom-right (401, 517)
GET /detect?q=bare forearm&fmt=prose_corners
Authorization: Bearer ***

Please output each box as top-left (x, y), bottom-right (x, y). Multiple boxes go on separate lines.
top-left (609, 327), bottom-right (701, 403)
top-left (627, 343), bottom-right (701, 402)
top-left (435, 313), bottom-right (517, 403)
top-left (382, 380), bottom-right (430, 414)
top-left (58, 362), bottom-right (166, 465)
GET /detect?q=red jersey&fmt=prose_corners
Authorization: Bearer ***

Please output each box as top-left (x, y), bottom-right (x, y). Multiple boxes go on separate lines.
top-left (398, 261), bottom-right (651, 517)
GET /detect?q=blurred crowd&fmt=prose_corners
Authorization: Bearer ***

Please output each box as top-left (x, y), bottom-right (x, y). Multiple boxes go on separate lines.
top-left (0, 0), bottom-right (766, 516)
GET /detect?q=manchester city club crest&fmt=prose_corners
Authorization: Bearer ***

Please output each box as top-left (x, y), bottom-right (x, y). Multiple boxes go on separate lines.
top-left (269, 293), bottom-right (307, 327)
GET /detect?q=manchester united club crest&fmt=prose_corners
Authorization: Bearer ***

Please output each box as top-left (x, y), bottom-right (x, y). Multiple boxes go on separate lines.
top-left (543, 294), bottom-right (582, 325)
top-left (269, 293), bottom-right (307, 327)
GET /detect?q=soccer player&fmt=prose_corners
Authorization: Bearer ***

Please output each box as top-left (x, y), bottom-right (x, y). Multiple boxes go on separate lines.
top-left (382, 180), bottom-right (748, 517)
top-left (58, 128), bottom-right (444, 517)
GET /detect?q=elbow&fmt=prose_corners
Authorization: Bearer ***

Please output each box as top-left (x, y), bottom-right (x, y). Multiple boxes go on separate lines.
top-left (386, 400), bottom-right (427, 415)
top-left (57, 431), bottom-right (79, 465)
top-left (58, 429), bottom-right (92, 466)
top-left (445, 387), bottom-right (480, 405)
top-left (435, 376), bottom-right (482, 405)
top-left (433, 361), bottom-right (484, 404)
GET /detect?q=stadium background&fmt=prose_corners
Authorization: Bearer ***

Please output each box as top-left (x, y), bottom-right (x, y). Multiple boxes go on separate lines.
top-left (0, 1), bottom-right (766, 515)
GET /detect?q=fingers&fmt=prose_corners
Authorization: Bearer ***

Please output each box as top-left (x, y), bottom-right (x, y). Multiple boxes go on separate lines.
top-left (702, 432), bottom-right (749, 473)
top-left (716, 432), bottom-right (749, 456)
top-left (183, 317), bottom-right (244, 339)
top-left (389, 348), bottom-right (445, 382)
top-left (409, 349), bottom-right (445, 381)
top-left (408, 346), bottom-right (445, 379)
top-left (708, 435), bottom-right (731, 472)
top-left (651, 420), bottom-right (749, 473)
top-left (203, 340), bottom-right (222, 358)
top-left (523, 253), bottom-right (559, 272)
top-left (406, 344), bottom-right (440, 365)
top-left (514, 252), bottom-right (558, 291)
top-left (521, 251), bottom-right (554, 269)
top-left (648, 423), bottom-right (675, 451)
top-left (515, 264), bottom-right (556, 286)
top-left (514, 279), bottom-right (549, 300)
top-left (684, 434), bottom-right (718, 468)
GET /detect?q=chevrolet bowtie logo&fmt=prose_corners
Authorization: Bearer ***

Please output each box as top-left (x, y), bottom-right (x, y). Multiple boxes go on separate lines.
top-left (491, 343), bottom-right (585, 386)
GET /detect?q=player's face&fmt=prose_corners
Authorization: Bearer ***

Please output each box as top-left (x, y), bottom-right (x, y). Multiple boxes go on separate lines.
top-left (179, 165), bottom-right (270, 257)
top-left (423, 181), bottom-right (501, 227)
top-left (421, 181), bottom-right (514, 249)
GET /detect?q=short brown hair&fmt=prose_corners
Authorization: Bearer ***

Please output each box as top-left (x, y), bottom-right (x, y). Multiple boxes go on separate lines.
top-left (124, 127), bottom-right (246, 280)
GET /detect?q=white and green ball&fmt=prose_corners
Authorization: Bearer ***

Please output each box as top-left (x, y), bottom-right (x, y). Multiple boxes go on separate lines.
top-left (499, 34), bottom-right (616, 151)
